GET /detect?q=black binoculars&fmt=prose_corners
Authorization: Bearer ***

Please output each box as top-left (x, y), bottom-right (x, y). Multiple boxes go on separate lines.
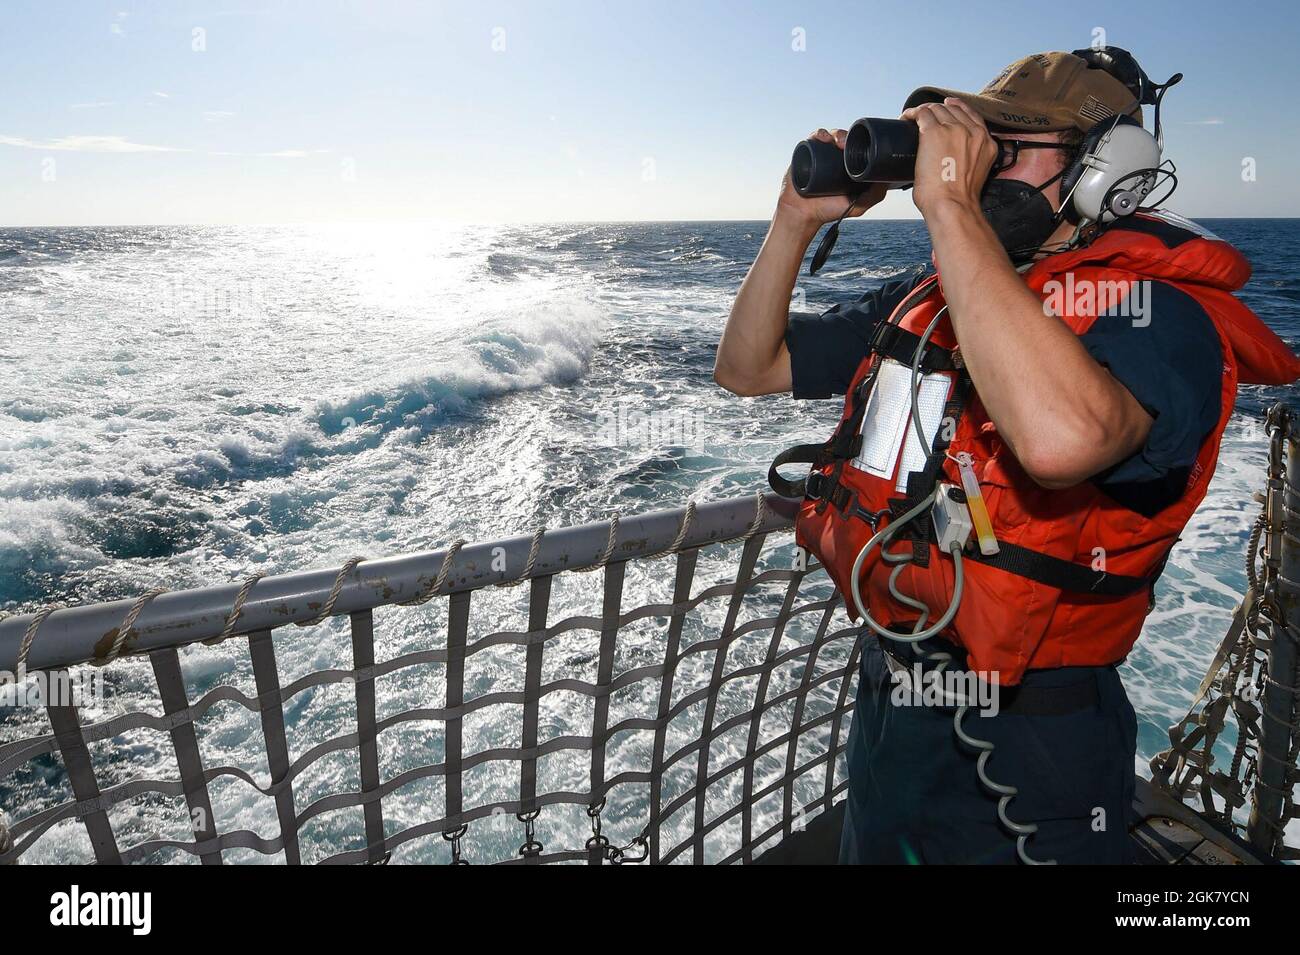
top-left (790, 118), bottom-right (919, 197)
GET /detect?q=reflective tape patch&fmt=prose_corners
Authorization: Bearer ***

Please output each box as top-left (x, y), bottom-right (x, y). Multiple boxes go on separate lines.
top-left (852, 359), bottom-right (952, 491)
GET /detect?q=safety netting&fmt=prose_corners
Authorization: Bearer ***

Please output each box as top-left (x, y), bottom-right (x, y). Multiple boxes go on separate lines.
top-left (0, 496), bottom-right (861, 864)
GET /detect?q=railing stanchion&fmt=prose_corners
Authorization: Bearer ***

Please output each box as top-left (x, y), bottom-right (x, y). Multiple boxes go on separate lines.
top-left (519, 575), bottom-right (552, 816)
top-left (349, 609), bottom-right (387, 863)
top-left (47, 694), bottom-right (122, 864)
top-left (248, 629), bottom-right (300, 864)
top-left (445, 591), bottom-right (471, 834)
top-left (692, 532), bottom-right (766, 864)
top-left (151, 648), bottom-right (221, 864)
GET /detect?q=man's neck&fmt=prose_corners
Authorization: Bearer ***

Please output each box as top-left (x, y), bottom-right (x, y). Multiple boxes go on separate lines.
top-left (1046, 216), bottom-right (1079, 249)
top-left (1030, 217), bottom-right (1081, 262)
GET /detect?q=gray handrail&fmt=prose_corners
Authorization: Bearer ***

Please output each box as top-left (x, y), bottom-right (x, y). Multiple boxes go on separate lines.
top-left (0, 493), bottom-right (799, 674)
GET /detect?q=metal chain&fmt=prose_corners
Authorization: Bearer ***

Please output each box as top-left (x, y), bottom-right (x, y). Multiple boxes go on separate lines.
top-left (607, 830), bottom-right (650, 865)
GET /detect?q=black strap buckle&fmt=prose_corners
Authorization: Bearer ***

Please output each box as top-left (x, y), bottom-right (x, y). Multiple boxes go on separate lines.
top-left (827, 430), bottom-right (862, 460)
top-left (806, 470), bottom-right (828, 500)
top-left (869, 320), bottom-right (902, 356)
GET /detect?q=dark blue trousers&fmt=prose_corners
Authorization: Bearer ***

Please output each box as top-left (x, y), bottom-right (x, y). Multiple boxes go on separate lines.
top-left (839, 638), bottom-right (1138, 864)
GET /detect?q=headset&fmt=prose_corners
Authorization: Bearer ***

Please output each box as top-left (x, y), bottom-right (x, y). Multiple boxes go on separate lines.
top-left (1059, 46), bottom-right (1183, 226)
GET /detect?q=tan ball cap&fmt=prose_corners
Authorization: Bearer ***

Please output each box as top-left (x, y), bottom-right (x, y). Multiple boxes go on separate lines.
top-left (905, 50), bottom-right (1143, 132)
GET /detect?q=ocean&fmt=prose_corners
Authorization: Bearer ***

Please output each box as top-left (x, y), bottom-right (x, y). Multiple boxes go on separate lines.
top-left (1, 217), bottom-right (1297, 862)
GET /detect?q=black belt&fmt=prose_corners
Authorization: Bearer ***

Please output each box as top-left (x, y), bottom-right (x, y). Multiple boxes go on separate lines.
top-left (999, 675), bottom-right (1101, 716)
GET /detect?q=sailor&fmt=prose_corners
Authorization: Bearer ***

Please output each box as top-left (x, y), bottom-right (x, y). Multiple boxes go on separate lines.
top-left (715, 48), bottom-right (1300, 863)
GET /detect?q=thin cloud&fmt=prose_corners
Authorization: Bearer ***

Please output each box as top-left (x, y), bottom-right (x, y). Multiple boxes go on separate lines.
top-left (203, 110), bottom-right (237, 122)
top-left (152, 91), bottom-right (171, 99)
top-left (1183, 118), bottom-right (1224, 126)
top-left (70, 101), bottom-right (116, 110)
top-left (0, 134), bottom-right (330, 158)
top-left (205, 147), bottom-right (330, 158)
top-left (254, 149), bottom-right (332, 158)
top-left (0, 134), bottom-right (185, 153)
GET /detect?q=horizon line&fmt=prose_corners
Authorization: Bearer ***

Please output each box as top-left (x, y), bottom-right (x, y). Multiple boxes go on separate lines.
top-left (5, 215), bottom-right (1300, 229)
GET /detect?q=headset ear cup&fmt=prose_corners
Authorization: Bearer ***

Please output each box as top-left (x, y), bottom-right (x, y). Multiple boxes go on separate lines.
top-left (1061, 114), bottom-right (1145, 223)
top-left (1109, 191), bottom-right (1139, 217)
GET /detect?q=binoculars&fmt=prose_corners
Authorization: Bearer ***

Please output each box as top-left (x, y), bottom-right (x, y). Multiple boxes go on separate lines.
top-left (790, 118), bottom-right (919, 197)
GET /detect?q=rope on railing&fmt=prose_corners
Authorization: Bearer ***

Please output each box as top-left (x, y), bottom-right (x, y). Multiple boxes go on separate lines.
top-left (495, 528), bottom-right (546, 589)
top-left (399, 542), bottom-right (465, 607)
top-left (204, 572), bottom-right (266, 646)
top-left (742, 490), bottom-right (768, 541)
top-left (13, 605), bottom-right (59, 678)
top-left (577, 514), bottom-right (620, 572)
top-left (16, 586), bottom-right (171, 674)
top-left (3, 492), bottom-right (774, 674)
top-left (95, 588), bottom-right (168, 666)
top-left (668, 500), bottom-right (697, 553)
top-left (297, 557), bottom-right (365, 626)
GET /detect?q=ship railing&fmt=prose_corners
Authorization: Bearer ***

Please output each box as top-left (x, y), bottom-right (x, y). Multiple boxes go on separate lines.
top-left (0, 491), bottom-right (862, 864)
top-left (1151, 403), bottom-right (1300, 860)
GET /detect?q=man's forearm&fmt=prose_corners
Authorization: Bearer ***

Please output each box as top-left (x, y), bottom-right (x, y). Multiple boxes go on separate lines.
top-left (926, 200), bottom-right (1151, 487)
top-left (715, 212), bottom-right (819, 396)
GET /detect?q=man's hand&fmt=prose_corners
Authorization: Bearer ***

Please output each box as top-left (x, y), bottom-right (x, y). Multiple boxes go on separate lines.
top-left (716, 128), bottom-right (885, 397)
top-left (776, 128), bottom-right (888, 230)
top-left (900, 98), bottom-right (998, 220)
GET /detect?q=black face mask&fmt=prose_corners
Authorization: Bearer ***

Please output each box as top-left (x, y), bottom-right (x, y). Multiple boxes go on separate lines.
top-left (979, 170), bottom-right (1066, 263)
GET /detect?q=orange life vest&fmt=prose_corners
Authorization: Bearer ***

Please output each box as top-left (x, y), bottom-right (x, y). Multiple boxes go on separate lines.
top-left (774, 211), bottom-right (1300, 686)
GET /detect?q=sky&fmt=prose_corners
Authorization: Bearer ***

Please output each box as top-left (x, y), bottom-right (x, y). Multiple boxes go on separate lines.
top-left (1, 0), bottom-right (1297, 225)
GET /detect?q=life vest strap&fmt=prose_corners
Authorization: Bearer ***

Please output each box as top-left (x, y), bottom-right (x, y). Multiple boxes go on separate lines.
top-left (768, 443), bottom-right (826, 499)
top-left (868, 321), bottom-right (958, 373)
top-left (963, 540), bottom-right (1169, 597)
top-left (767, 279), bottom-right (953, 514)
